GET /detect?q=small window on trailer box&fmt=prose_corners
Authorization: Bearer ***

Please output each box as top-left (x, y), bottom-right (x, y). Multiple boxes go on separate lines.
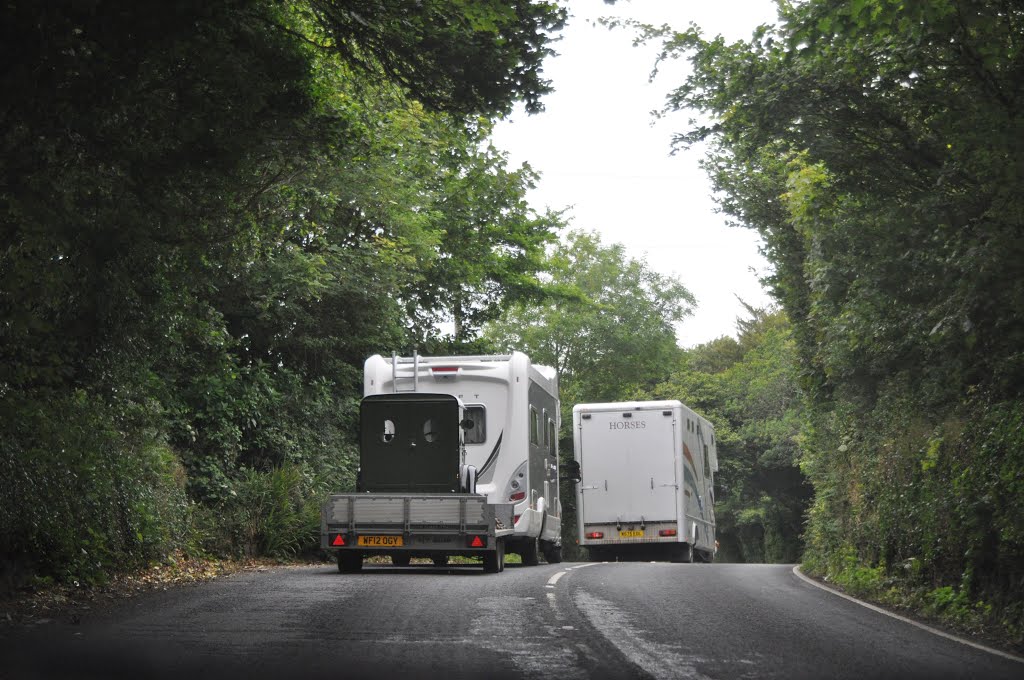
top-left (530, 407), bottom-right (540, 445)
top-left (547, 419), bottom-right (557, 456)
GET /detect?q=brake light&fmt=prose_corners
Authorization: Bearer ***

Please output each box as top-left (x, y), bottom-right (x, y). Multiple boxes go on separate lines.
top-left (513, 514), bottom-right (521, 525)
top-left (432, 366), bottom-right (458, 375)
top-left (331, 533), bottom-right (346, 546)
top-left (509, 491), bottom-right (526, 502)
top-left (586, 532), bottom-right (604, 539)
top-left (658, 529), bottom-right (677, 537)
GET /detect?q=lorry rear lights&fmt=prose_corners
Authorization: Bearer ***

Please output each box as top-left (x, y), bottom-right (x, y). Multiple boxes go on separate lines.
top-left (509, 491), bottom-right (526, 502)
top-left (658, 529), bottom-right (677, 537)
top-left (586, 531), bottom-right (604, 539)
top-left (513, 515), bottom-right (521, 525)
top-left (468, 535), bottom-right (486, 548)
top-left (431, 366), bottom-right (458, 376)
top-left (330, 533), bottom-right (346, 546)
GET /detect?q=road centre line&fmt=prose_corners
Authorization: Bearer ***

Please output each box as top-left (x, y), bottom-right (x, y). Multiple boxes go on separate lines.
top-left (792, 565), bottom-right (1024, 664)
top-left (547, 571), bottom-right (567, 587)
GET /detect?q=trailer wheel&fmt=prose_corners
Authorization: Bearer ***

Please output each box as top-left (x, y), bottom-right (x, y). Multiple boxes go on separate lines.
top-left (541, 541), bottom-right (562, 564)
top-left (483, 539), bottom-right (505, 573)
top-left (431, 555), bottom-right (449, 567)
top-left (338, 552), bottom-right (363, 573)
top-left (520, 537), bottom-right (540, 566)
top-left (391, 554), bottom-right (411, 567)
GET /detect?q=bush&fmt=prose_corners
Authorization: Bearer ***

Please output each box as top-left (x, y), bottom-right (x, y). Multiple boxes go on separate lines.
top-left (0, 391), bottom-right (190, 592)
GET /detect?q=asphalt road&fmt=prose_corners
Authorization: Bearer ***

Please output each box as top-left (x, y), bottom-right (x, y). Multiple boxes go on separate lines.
top-left (2, 561), bottom-right (1020, 680)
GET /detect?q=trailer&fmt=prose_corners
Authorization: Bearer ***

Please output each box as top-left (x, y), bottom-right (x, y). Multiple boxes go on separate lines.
top-left (573, 400), bottom-right (718, 563)
top-left (322, 352), bottom-right (563, 572)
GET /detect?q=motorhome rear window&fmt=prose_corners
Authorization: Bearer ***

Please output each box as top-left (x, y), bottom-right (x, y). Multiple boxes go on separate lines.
top-left (463, 405), bottom-right (486, 445)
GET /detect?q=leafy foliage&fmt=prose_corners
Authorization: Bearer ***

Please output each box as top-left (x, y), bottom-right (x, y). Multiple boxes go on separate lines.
top-left (0, 0), bottom-right (567, 591)
top-left (654, 0), bottom-right (1024, 639)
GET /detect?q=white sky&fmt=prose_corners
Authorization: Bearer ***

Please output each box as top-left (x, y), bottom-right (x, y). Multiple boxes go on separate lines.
top-left (491, 0), bottom-right (781, 347)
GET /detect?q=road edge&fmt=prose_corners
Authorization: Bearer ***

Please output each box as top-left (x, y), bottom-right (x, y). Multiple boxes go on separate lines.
top-left (792, 565), bottom-right (1023, 664)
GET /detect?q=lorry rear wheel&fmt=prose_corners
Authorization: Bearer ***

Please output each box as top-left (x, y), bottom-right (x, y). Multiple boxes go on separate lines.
top-left (431, 555), bottom-right (449, 567)
top-left (670, 543), bottom-right (693, 564)
top-left (520, 537), bottom-right (540, 566)
top-left (338, 553), bottom-right (363, 573)
top-left (391, 554), bottom-right (411, 567)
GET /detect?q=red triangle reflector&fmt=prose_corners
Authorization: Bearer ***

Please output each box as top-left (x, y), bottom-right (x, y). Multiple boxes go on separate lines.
top-left (470, 536), bottom-right (484, 548)
top-left (332, 534), bottom-right (346, 546)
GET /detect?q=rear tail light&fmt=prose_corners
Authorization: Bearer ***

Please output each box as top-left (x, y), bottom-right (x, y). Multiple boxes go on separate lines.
top-left (586, 532), bottom-right (604, 539)
top-left (509, 491), bottom-right (526, 502)
top-left (467, 535), bottom-right (487, 548)
top-left (659, 529), bottom-right (677, 537)
top-left (513, 514), bottom-right (521, 525)
top-left (330, 533), bottom-right (346, 546)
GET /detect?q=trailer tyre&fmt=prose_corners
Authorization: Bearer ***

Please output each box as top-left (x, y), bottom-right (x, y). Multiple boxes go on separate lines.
top-left (431, 555), bottom-right (449, 567)
top-left (391, 554), bottom-right (411, 567)
top-left (483, 539), bottom-right (505, 573)
top-left (338, 553), bottom-right (363, 573)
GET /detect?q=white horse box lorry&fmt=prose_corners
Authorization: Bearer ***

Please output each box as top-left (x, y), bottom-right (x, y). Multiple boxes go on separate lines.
top-left (573, 400), bottom-right (717, 563)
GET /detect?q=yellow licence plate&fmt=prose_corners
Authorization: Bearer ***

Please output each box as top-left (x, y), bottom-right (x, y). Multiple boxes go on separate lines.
top-left (619, 530), bottom-right (643, 538)
top-left (357, 535), bottom-right (404, 547)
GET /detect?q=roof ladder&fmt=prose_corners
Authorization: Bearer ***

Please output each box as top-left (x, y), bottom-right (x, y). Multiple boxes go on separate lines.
top-left (391, 350), bottom-right (420, 393)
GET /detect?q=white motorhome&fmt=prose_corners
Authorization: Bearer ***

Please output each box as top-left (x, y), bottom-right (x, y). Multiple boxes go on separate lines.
top-left (573, 400), bottom-right (717, 563)
top-left (362, 352), bottom-right (563, 564)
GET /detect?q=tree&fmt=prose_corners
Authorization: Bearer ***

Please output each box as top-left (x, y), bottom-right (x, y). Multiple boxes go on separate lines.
top-left (485, 230), bottom-right (695, 404)
top-left (648, 0), bottom-right (1024, 635)
top-left (0, 0), bottom-right (570, 586)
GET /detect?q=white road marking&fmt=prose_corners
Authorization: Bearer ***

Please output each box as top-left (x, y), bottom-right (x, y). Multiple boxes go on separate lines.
top-left (792, 565), bottom-right (1024, 664)
top-left (547, 571), bottom-right (567, 587)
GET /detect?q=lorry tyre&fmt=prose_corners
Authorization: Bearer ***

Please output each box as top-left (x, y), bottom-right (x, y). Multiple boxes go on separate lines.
top-left (431, 555), bottom-right (449, 567)
top-left (670, 543), bottom-right (693, 564)
top-left (483, 539), bottom-right (505, 573)
top-left (520, 537), bottom-right (540, 566)
top-left (541, 541), bottom-right (562, 564)
top-left (391, 554), bottom-right (411, 567)
top-left (338, 552), bottom-right (363, 573)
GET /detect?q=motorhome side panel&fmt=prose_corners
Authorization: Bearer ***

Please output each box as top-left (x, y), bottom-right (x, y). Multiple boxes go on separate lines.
top-left (527, 378), bottom-right (559, 541)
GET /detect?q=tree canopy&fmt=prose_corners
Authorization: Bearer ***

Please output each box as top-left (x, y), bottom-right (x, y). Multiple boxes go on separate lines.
top-left (650, 0), bottom-right (1024, 638)
top-left (0, 0), bottom-right (568, 585)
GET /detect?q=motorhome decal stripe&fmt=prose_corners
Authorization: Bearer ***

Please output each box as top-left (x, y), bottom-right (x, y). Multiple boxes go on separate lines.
top-left (478, 432), bottom-right (503, 475)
